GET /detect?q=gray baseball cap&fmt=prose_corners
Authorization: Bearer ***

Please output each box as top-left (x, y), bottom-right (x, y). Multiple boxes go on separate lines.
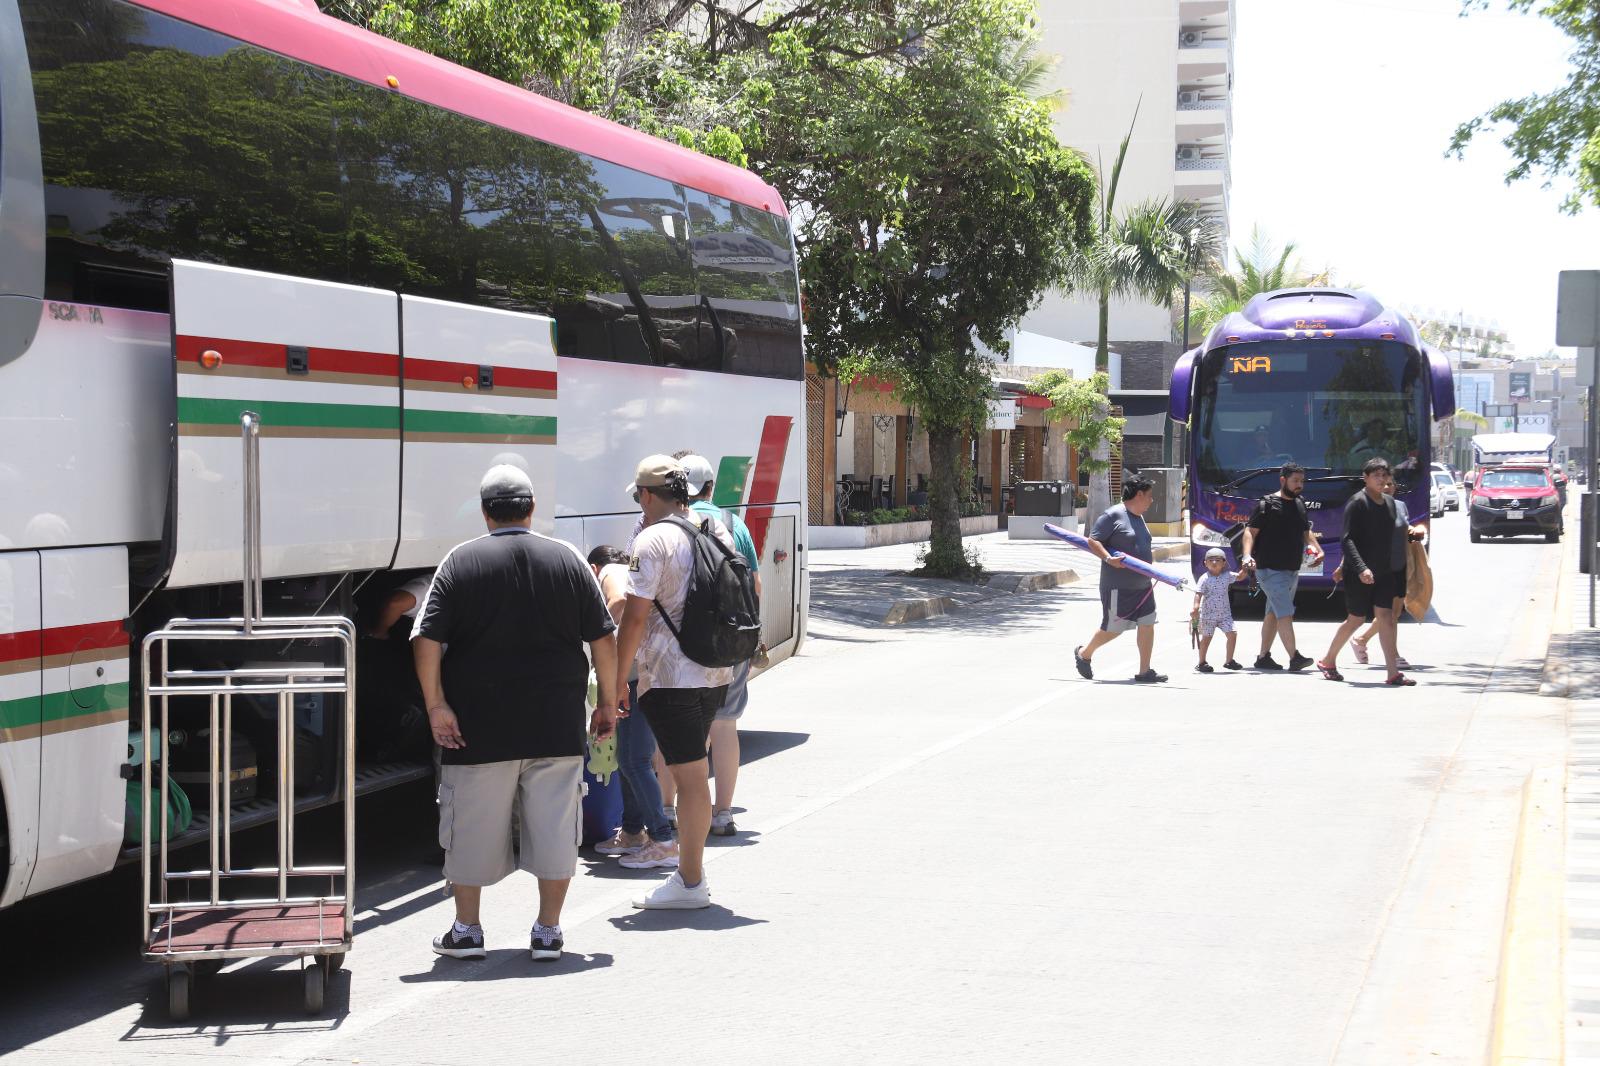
top-left (1204, 547), bottom-right (1227, 561)
top-left (678, 454), bottom-right (716, 496)
top-left (480, 464), bottom-right (534, 500)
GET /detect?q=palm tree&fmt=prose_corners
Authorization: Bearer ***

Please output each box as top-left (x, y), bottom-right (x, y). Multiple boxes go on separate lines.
top-left (1188, 226), bottom-right (1318, 339)
top-left (1073, 104), bottom-right (1219, 522)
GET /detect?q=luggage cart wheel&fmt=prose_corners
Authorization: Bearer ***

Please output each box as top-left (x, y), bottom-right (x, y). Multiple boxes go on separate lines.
top-left (303, 961), bottom-right (325, 1014)
top-left (167, 966), bottom-right (192, 1022)
top-left (323, 952), bottom-right (345, 975)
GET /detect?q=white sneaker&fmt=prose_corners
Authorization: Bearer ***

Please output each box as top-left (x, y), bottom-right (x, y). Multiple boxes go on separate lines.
top-left (710, 809), bottom-right (737, 836)
top-left (631, 871), bottom-right (711, 910)
top-left (618, 838), bottom-right (679, 869)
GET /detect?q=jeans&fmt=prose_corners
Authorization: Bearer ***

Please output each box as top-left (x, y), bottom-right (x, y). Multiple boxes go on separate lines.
top-left (617, 683), bottom-right (673, 841)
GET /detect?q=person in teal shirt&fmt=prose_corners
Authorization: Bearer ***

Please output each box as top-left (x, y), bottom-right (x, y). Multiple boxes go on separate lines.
top-left (674, 453), bottom-right (761, 837)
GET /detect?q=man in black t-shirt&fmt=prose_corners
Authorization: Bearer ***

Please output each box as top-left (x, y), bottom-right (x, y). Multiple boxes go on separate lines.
top-left (1317, 457), bottom-right (1414, 685)
top-left (1241, 462), bottom-right (1323, 672)
top-left (412, 464), bottom-right (618, 962)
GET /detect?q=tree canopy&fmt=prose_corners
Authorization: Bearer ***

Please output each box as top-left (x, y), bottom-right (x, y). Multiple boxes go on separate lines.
top-left (1451, 0), bottom-right (1600, 212)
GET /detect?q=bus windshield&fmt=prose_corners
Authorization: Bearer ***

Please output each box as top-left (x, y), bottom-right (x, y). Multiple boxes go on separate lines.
top-left (1194, 340), bottom-right (1428, 497)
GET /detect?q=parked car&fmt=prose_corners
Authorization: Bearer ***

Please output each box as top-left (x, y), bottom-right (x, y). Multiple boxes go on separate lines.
top-left (1468, 465), bottom-right (1563, 543)
top-left (1430, 470), bottom-right (1459, 516)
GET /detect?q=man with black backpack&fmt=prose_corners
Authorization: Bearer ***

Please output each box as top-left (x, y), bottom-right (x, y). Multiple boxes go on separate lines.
top-left (615, 454), bottom-right (757, 909)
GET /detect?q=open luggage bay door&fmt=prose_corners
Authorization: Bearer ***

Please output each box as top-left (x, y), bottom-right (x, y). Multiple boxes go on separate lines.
top-left (394, 297), bottom-right (558, 567)
top-left (168, 261), bottom-right (401, 587)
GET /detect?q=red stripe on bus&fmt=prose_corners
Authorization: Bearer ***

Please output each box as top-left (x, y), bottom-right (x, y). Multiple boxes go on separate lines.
top-left (0, 621), bottom-right (126, 665)
top-left (404, 358), bottom-right (557, 393)
top-left (743, 416), bottom-right (794, 556)
top-left (176, 335), bottom-right (399, 377)
top-left (127, 0), bottom-right (787, 217)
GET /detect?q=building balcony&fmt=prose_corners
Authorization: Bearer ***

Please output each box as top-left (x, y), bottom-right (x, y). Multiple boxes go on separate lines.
top-left (1174, 152), bottom-right (1229, 200)
top-left (1177, 31), bottom-right (1231, 80)
top-left (1179, 0), bottom-right (1230, 18)
top-left (1176, 100), bottom-right (1229, 140)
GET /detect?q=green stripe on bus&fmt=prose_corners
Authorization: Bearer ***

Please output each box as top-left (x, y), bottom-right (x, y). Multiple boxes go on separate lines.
top-left (404, 409), bottom-right (557, 437)
top-left (0, 682), bottom-right (130, 731)
top-left (178, 397), bottom-right (400, 430)
top-left (712, 456), bottom-right (752, 508)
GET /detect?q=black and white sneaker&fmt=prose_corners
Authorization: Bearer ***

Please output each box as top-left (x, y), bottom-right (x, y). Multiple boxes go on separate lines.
top-left (432, 923), bottom-right (486, 959)
top-left (530, 924), bottom-right (563, 962)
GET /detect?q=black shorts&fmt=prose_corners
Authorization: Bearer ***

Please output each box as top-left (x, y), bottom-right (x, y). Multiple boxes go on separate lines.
top-left (637, 686), bottom-right (728, 766)
top-left (1343, 569), bottom-right (1402, 622)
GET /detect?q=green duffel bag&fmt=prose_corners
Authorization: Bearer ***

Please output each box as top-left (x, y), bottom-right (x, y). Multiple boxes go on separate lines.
top-left (124, 778), bottom-right (194, 845)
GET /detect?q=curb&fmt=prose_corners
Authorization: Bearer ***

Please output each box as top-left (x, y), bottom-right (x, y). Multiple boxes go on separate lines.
top-left (1541, 528), bottom-right (1575, 697)
top-left (1489, 764), bottom-right (1566, 1066)
top-left (987, 569), bottom-right (1081, 595)
top-left (881, 595), bottom-right (957, 626)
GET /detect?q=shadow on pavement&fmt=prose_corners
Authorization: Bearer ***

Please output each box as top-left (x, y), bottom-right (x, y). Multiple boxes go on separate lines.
top-left (607, 905), bottom-right (765, 933)
top-left (0, 780), bottom-right (446, 1054)
top-left (397, 950), bottom-right (614, 984)
top-left (120, 965), bottom-right (353, 1037)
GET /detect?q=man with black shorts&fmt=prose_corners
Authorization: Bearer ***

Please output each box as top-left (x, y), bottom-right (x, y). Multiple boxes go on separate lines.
top-left (614, 454), bottom-right (736, 909)
top-left (413, 465), bottom-right (619, 962)
top-left (1074, 476), bottom-right (1165, 683)
top-left (1240, 462), bottom-right (1323, 672)
top-left (1318, 457), bottom-right (1414, 685)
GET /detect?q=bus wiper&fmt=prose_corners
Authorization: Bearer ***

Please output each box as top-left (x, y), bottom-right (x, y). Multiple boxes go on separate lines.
top-left (1215, 467), bottom-right (1280, 493)
top-left (1307, 474), bottom-right (1364, 483)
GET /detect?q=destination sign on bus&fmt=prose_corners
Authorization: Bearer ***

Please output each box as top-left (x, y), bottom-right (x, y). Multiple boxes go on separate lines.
top-left (1224, 350), bottom-right (1310, 375)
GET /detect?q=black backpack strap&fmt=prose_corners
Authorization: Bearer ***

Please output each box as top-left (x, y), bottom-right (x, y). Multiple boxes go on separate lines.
top-left (648, 513), bottom-right (736, 636)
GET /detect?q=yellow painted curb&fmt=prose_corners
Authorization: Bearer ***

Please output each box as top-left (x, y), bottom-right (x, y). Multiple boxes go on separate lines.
top-left (1489, 764), bottom-right (1565, 1065)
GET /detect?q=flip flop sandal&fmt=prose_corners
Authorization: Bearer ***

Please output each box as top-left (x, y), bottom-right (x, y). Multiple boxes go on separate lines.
top-left (1350, 640), bottom-right (1369, 664)
top-left (1385, 673), bottom-right (1417, 686)
top-left (1316, 661), bottom-right (1344, 682)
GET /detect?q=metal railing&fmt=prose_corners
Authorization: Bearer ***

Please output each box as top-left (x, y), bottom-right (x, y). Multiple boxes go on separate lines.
top-left (141, 411), bottom-right (357, 961)
top-left (1177, 98), bottom-right (1228, 111)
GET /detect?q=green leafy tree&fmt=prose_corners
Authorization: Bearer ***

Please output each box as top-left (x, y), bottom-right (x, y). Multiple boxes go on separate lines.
top-left (1449, 0), bottom-right (1600, 211)
top-left (326, 0), bottom-right (621, 108)
top-left (1028, 369), bottom-right (1125, 476)
top-left (753, 2), bottom-right (1095, 576)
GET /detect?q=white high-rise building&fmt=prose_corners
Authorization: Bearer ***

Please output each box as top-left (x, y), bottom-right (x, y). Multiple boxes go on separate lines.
top-left (1020, 0), bottom-right (1234, 388)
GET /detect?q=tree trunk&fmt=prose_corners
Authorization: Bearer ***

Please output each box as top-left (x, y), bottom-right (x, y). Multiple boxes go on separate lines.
top-left (1088, 288), bottom-right (1113, 528)
top-left (922, 425), bottom-right (971, 578)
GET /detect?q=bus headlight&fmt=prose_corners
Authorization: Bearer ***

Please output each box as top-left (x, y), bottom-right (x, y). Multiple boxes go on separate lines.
top-left (1191, 522), bottom-right (1230, 547)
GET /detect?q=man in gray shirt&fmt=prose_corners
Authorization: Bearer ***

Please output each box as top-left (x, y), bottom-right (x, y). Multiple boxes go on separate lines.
top-left (1074, 476), bottom-right (1165, 683)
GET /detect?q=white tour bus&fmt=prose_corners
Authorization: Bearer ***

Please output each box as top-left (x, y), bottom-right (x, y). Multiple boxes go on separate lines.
top-left (0, 0), bottom-right (807, 908)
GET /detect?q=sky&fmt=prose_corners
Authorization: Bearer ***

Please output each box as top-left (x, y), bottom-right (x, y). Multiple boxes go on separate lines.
top-left (1229, 0), bottom-right (1600, 355)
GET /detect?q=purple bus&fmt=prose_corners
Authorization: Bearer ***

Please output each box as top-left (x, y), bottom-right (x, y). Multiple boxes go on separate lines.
top-left (1169, 288), bottom-right (1456, 594)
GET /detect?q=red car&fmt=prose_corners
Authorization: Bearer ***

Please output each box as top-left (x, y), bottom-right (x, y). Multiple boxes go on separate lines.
top-left (1468, 465), bottom-right (1563, 543)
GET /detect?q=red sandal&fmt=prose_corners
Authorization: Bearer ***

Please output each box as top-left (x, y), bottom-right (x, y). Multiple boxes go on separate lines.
top-left (1316, 660), bottom-right (1343, 682)
top-left (1384, 673), bottom-right (1417, 687)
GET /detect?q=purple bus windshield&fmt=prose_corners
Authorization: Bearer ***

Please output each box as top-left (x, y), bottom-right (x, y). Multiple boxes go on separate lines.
top-left (1194, 339), bottom-right (1428, 497)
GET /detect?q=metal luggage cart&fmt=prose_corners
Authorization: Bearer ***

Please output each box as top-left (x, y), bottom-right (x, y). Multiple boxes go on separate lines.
top-left (140, 413), bottom-right (357, 1020)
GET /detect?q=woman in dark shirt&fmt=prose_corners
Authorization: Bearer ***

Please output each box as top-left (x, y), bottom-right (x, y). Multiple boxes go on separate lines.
top-left (1317, 458), bottom-right (1417, 685)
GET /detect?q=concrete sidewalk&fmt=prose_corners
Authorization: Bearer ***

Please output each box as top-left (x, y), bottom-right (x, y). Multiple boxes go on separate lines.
top-left (808, 530), bottom-right (1189, 626)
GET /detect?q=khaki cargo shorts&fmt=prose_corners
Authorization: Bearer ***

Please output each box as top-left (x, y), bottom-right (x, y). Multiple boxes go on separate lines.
top-left (436, 756), bottom-right (584, 886)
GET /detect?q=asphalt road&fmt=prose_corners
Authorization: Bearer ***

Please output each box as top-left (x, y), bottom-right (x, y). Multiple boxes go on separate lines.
top-left (0, 506), bottom-right (1570, 1065)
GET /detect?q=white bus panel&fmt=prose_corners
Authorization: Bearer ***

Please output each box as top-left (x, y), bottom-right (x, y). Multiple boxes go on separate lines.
top-left (0, 551), bottom-right (42, 909)
top-left (395, 296), bottom-right (560, 566)
top-left (168, 261), bottom-right (401, 587)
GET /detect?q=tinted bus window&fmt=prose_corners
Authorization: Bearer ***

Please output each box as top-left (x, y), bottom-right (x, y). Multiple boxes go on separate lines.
top-left (689, 191), bottom-right (802, 379)
top-left (20, 0), bottom-right (798, 378)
